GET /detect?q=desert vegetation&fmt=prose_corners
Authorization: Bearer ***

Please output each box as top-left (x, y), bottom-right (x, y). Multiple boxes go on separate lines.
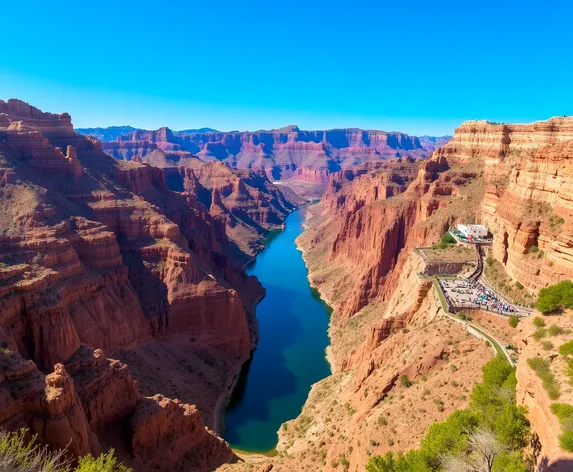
top-left (550, 404), bottom-right (573, 452)
top-left (483, 258), bottom-right (535, 307)
top-left (431, 233), bottom-right (457, 250)
top-left (527, 357), bottom-right (560, 400)
top-left (548, 339), bottom-right (573, 452)
top-left (366, 356), bottom-right (529, 471)
top-left (0, 429), bottom-right (131, 472)
top-left (536, 280), bottom-right (573, 314)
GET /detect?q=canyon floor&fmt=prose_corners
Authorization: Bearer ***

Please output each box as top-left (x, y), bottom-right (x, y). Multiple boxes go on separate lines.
top-left (218, 205), bottom-right (496, 472)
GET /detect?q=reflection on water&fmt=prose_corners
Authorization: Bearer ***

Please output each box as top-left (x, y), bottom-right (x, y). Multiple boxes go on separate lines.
top-left (224, 209), bottom-right (331, 452)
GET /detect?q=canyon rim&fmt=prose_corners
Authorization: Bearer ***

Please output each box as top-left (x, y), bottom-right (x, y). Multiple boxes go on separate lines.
top-left (2, 2), bottom-right (573, 470)
top-left (3, 98), bottom-right (573, 472)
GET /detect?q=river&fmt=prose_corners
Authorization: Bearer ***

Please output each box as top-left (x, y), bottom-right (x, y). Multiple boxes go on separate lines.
top-left (224, 208), bottom-right (332, 452)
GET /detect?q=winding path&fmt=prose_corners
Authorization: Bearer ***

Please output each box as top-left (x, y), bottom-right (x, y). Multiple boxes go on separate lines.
top-left (441, 309), bottom-right (516, 366)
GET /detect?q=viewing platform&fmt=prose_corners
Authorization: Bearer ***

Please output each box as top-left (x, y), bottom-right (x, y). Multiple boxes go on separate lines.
top-left (448, 226), bottom-right (493, 245)
top-left (417, 226), bottom-right (531, 318)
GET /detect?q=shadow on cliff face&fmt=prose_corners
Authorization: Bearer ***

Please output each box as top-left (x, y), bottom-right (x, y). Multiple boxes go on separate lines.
top-left (223, 283), bottom-right (304, 448)
top-left (539, 457), bottom-right (573, 471)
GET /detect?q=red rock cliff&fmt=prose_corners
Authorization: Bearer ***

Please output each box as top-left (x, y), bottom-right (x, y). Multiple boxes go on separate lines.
top-left (305, 155), bottom-right (482, 318)
top-left (80, 125), bottom-right (449, 187)
top-left (0, 99), bottom-right (257, 468)
top-left (436, 117), bottom-right (573, 292)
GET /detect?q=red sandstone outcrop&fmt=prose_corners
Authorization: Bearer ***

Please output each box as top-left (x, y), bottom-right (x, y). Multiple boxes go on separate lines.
top-left (516, 313), bottom-right (573, 470)
top-left (78, 125), bottom-right (449, 189)
top-left (307, 115), bottom-right (573, 321)
top-left (130, 395), bottom-right (236, 471)
top-left (0, 99), bottom-right (74, 136)
top-left (0, 351), bottom-right (99, 458)
top-left (302, 154), bottom-right (481, 319)
top-left (234, 154), bottom-right (492, 472)
top-left (436, 117), bottom-right (573, 292)
top-left (0, 100), bottom-right (255, 467)
top-left (281, 115), bottom-right (573, 471)
top-left (219, 115), bottom-right (573, 472)
top-left (261, 245), bottom-right (492, 472)
top-left (155, 158), bottom-right (302, 261)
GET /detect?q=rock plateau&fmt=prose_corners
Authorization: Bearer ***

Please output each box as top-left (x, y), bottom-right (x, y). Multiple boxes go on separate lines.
top-left (77, 125), bottom-right (450, 198)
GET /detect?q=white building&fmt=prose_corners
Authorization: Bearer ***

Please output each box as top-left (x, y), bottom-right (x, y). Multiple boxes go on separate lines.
top-left (457, 224), bottom-right (488, 241)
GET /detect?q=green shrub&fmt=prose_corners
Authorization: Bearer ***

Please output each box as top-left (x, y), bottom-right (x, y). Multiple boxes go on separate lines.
top-left (559, 341), bottom-right (573, 356)
top-left (533, 317), bottom-right (546, 328)
top-left (537, 280), bottom-right (573, 314)
top-left (541, 340), bottom-right (554, 351)
top-left (486, 256), bottom-right (494, 267)
top-left (441, 233), bottom-right (457, 245)
top-left (367, 356), bottom-right (529, 472)
top-left (527, 357), bottom-right (560, 399)
top-left (515, 281), bottom-right (524, 290)
top-left (508, 316), bottom-right (520, 328)
top-left (550, 404), bottom-right (573, 453)
top-left (0, 429), bottom-right (131, 472)
top-left (0, 429), bottom-right (71, 472)
top-left (400, 375), bottom-right (412, 388)
top-left (529, 245), bottom-right (539, 254)
top-left (432, 241), bottom-right (450, 250)
top-left (548, 325), bottom-right (571, 336)
top-left (559, 429), bottom-right (573, 452)
top-left (492, 450), bottom-right (528, 472)
top-left (533, 328), bottom-right (548, 340)
top-left (75, 450), bottom-right (131, 472)
top-left (459, 312), bottom-right (473, 322)
top-left (551, 403), bottom-right (573, 421)
top-left (366, 453), bottom-right (398, 472)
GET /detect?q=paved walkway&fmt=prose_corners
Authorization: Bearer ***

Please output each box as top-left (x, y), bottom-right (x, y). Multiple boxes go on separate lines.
top-left (436, 241), bottom-right (531, 317)
top-left (441, 310), bottom-right (516, 366)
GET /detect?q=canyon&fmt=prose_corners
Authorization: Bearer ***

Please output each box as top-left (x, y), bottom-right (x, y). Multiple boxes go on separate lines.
top-left (0, 98), bottom-right (299, 471)
top-left (2, 98), bottom-right (573, 472)
top-left (220, 116), bottom-right (573, 471)
top-left (77, 125), bottom-right (450, 199)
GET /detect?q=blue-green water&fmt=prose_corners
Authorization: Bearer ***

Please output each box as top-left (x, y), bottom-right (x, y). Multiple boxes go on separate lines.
top-left (224, 209), bottom-right (332, 452)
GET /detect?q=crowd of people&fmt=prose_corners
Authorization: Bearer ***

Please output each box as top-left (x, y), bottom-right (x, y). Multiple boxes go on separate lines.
top-left (471, 280), bottom-right (517, 313)
top-left (440, 279), bottom-right (517, 314)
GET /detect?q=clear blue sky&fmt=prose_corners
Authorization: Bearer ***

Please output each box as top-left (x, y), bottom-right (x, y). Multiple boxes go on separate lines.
top-left (2, 0), bottom-right (572, 135)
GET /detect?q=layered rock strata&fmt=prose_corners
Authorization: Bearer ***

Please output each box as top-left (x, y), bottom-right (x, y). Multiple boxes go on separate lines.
top-left (161, 159), bottom-right (303, 261)
top-left (271, 115), bottom-right (573, 471)
top-left (0, 99), bottom-right (263, 469)
top-left (516, 313), bottom-right (573, 470)
top-left (78, 125), bottom-right (449, 191)
top-left (217, 150), bottom-right (494, 471)
top-left (436, 117), bottom-right (573, 292)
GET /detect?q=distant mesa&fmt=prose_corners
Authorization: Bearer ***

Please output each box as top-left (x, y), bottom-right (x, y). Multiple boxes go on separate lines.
top-left (76, 125), bottom-right (221, 141)
top-left (176, 127), bottom-right (220, 134)
top-left (76, 123), bottom-right (451, 192)
top-left (74, 125), bottom-right (139, 141)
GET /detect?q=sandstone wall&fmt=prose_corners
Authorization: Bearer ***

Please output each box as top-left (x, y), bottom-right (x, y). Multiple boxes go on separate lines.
top-left (84, 125), bottom-right (449, 188)
top-left (0, 99), bottom-right (257, 467)
top-left (436, 117), bottom-right (573, 291)
top-left (516, 313), bottom-right (573, 470)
